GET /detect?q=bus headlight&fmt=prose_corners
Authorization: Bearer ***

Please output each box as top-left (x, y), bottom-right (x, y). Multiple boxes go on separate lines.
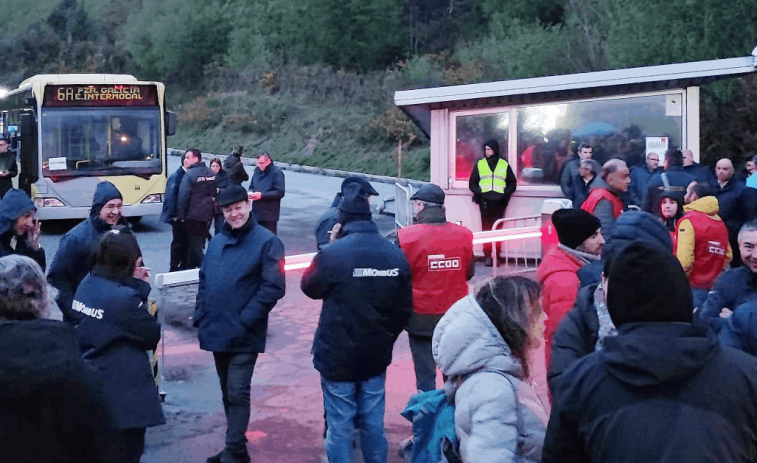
top-left (34, 198), bottom-right (65, 207)
top-left (141, 194), bottom-right (163, 204)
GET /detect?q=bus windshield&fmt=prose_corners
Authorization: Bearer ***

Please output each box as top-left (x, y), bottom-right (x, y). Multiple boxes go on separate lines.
top-left (41, 107), bottom-right (162, 178)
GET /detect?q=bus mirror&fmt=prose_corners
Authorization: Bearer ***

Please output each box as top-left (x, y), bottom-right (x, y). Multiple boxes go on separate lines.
top-left (20, 113), bottom-right (34, 136)
top-left (166, 111), bottom-right (177, 136)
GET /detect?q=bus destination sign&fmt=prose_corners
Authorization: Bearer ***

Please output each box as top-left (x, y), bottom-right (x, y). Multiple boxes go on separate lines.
top-left (43, 84), bottom-right (159, 107)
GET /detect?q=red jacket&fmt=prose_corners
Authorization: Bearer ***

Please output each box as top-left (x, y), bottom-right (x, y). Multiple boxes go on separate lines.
top-left (581, 188), bottom-right (623, 218)
top-left (537, 246), bottom-right (584, 365)
top-left (398, 222), bottom-right (473, 316)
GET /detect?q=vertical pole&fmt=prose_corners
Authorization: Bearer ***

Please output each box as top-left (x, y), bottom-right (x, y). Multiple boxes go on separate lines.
top-left (397, 139), bottom-right (403, 179)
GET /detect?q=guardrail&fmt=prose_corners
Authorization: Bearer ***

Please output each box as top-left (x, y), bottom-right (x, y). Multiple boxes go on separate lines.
top-left (488, 214), bottom-right (542, 274)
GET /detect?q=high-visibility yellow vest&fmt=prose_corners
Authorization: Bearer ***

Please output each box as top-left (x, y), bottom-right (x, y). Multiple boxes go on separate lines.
top-left (477, 158), bottom-right (509, 193)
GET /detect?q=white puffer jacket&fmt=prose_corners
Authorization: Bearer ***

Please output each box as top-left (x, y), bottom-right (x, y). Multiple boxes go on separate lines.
top-left (433, 295), bottom-right (548, 463)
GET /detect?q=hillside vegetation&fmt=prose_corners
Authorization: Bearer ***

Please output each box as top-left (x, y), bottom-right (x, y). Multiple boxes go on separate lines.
top-left (2, 0), bottom-right (757, 179)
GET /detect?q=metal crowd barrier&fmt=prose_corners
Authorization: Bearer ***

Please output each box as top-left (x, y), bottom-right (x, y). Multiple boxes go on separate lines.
top-left (488, 214), bottom-right (543, 275)
top-left (393, 183), bottom-right (415, 229)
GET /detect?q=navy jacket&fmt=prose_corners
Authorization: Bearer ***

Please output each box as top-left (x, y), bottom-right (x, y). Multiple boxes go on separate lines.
top-left (74, 271), bottom-right (164, 430)
top-left (716, 179), bottom-right (747, 236)
top-left (314, 192), bottom-right (342, 250)
top-left (698, 266), bottom-right (757, 333)
top-left (547, 284), bottom-right (600, 392)
top-left (720, 299), bottom-right (757, 357)
top-left (570, 173), bottom-right (595, 209)
top-left (194, 216), bottom-right (286, 353)
top-left (544, 322), bottom-right (757, 463)
top-left (48, 182), bottom-right (128, 322)
top-left (578, 210), bottom-right (673, 287)
top-left (249, 164), bottom-right (285, 222)
top-left (160, 166), bottom-right (185, 223)
top-left (629, 165), bottom-right (661, 206)
top-left (177, 162), bottom-right (216, 222)
top-left (73, 267), bottom-right (166, 429)
top-left (0, 319), bottom-right (114, 462)
top-left (560, 159), bottom-right (602, 199)
top-left (684, 162), bottom-right (716, 186)
top-left (642, 167), bottom-right (693, 212)
top-left (301, 220), bottom-right (413, 382)
top-left (0, 189), bottom-right (45, 270)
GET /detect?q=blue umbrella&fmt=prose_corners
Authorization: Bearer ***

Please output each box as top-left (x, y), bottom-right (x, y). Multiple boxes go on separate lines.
top-left (572, 121), bottom-right (617, 137)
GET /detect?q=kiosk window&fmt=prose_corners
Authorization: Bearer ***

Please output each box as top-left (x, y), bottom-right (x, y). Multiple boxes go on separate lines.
top-left (516, 93), bottom-right (683, 185)
top-left (454, 112), bottom-right (509, 182)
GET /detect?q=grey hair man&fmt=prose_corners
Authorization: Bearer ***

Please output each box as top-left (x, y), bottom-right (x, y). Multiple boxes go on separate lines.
top-left (642, 149), bottom-right (693, 213)
top-left (580, 159), bottom-right (630, 239)
top-left (629, 152), bottom-right (661, 206)
top-left (698, 220), bottom-right (757, 333)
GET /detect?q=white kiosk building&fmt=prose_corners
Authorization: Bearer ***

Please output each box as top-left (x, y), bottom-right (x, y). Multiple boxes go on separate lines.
top-left (395, 55), bottom-right (757, 256)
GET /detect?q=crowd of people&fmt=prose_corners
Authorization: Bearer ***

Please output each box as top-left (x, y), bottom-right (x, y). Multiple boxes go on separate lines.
top-left (6, 141), bottom-right (757, 463)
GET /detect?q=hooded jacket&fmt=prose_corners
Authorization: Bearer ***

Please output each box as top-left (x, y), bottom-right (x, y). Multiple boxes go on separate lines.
top-left (249, 163), bottom-right (285, 222)
top-left (698, 266), bottom-right (757, 333)
top-left (675, 196), bottom-right (731, 289)
top-left (48, 182), bottom-right (128, 322)
top-left (0, 319), bottom-right (114, 462)
top-left (468, 141), bottom-right (517, 207)
top-left (302, 219), bottom-right (413, 382)
top-left (433, 295), bottom-right (548, 463)
top-left (543, 323), bottom-right (757, 463)
top-left (177, 161), bottom-right (216, 222)
top-left (73, 270), bottom-right (165, 430)
top-left (0, 189), bottom-right (45, 270)
top-left (194, 215), bottom-right (286, 353)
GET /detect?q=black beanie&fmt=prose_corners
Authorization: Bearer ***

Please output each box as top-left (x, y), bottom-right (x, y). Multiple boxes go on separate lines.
top-left (607, 241), bottom-right (692, 327)
top-left (552, 208), bottom-right (601, 249)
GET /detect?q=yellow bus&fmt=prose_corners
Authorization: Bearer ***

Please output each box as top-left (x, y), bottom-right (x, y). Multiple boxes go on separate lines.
top-left (0, 74), bottom-right (176, 221)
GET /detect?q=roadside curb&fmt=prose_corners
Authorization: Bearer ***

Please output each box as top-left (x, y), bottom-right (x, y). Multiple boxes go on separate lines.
top-left (168, 148), bottom-right (428, 188)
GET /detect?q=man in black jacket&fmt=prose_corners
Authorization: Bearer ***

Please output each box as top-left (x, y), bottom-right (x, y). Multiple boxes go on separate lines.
top-left (224, 146), bottom-right (249, 187)
top-left (715, 158), bottom-right (748, 267)
top-left (161, 152), bottom-right (190, 271)
top-left (468, 139), bottom-right (517, 266)
top-left (314, 175), bottom-right (378, 250)
top-left (176, 148), bottom-right (216, 269)
top-left (0, 138), bottom-right (18, 200)
top-left (48, 181), bottom-right (129, 323)
top-left (249, 152), bottom-right (285, 235)
top-left (544, 241), bottom-right (757, 463)
top-left (301, 182), bottom-right (413, 463)
top-left (194, 185), bottom-right (285, 463)
top-left (642, 148), bottom-right (693, 212)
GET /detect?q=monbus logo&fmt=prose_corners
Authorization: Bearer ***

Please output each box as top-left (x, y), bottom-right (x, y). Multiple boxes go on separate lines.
top-left (352, 268), bottom-right (400, 277)
top-left (428, 254), bottom-right (461, 271)
top-left (72, 300), bottom-right (104, 320)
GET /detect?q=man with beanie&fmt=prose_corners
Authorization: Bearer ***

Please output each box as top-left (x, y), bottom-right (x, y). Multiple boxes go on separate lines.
top-left (48, 181), bottom-right (128, 324)
top-left (0, 189), bottom-right (44, 270)
top-left (194, 185), bottom-right (285, 463)
top-left (314, 175), bottom-right (378, 250)
top-left (544, 241), bottom-right (757, 463)
top-left (468, 139), bottom-right (517, 266)
top-left (301, 180), bottom-right (413, 463)
top-left (397, 183), bottom-right (474, 392)
top-left (538, 208), bottom-right (604, 365)
top-left (162, 152), bottom-right (191, 271)
top-left (548, 211), bottom-right (674, 393)
top-left (581, 159), bottom-right (631, 239)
